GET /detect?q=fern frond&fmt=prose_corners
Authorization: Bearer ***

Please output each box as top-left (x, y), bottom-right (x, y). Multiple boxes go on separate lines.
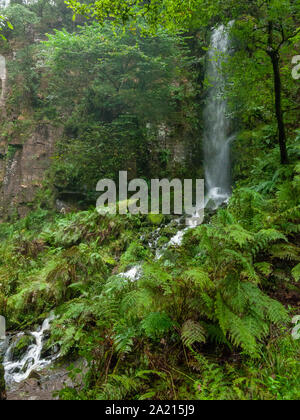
top-left (254, 262), bottom-right (273, 277)
top-left (292, 263), bottom-right (300, 282)
top-left (223, 249), bottom-right (259, 282)
top-left (181, 320), bottom-right (206, 347)
top-left (225, 225), bottom-right (254, 247)
top-left (184, 268), bottom-right (214, 291)
top-left (270, 243), bottom-right (300, 261)
top-left (141, 312), bottom-right (173, 339)
top-left (216, 293), bottom-right (260, 356)
top-left (254, 229), bottom-right (288, 254)
top-left (113, 325), bottom-right (136, 354)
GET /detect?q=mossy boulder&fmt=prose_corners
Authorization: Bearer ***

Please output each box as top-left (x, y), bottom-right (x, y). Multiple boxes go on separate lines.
top-left (12, 335), bottom-right (35, 361)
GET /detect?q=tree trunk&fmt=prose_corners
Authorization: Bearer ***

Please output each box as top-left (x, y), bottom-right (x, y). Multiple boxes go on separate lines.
top-left (0, 360), bottom-right (6, 401)
top-left (269, 52), bottom-right (289, 164)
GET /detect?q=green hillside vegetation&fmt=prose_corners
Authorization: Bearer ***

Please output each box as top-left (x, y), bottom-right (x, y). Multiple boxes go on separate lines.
top-left (0, 0), bottom-right (299, 400)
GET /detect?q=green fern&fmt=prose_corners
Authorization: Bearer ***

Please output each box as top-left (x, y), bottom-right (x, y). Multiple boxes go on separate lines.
top-left (184, 268), bottom-right (214, 291)
top-left (181, 320), bottom-right (206, 347)
top-left (141, 312), bottom-right (173, 339)
top-left (291, 264), bottom-right (300, 282)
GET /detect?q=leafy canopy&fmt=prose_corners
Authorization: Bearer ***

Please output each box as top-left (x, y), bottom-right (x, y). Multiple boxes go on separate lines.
top-left (67, 0), bottom-right (300, 34)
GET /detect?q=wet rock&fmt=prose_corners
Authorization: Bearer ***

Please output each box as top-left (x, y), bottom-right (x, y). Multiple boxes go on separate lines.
top-left (7, 365), bottom-right (72, 400)
top-left (25, 378), bottom-right (39, 388)
top-left (28, 370), bottom-right (42, 381)
top-left (0, 337), bottom-right (8, 358)
top-left (40, 337), bottom-right (59, 360)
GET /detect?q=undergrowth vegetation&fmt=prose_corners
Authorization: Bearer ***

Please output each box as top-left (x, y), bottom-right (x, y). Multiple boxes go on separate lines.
top-left (0, 141), bottom-right (299, 400)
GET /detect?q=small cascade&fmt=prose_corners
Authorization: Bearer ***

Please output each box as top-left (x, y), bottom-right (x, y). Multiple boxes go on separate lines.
top-left (204, 23), bottom-right (234, 209)
top-left (3, 316), bottom-right (59, 384)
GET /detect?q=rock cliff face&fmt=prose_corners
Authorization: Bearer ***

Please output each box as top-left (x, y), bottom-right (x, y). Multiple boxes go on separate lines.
top-left (0, 124), bottom-right (62, 220)
top-left (0, 120), bottom-right (189, 220)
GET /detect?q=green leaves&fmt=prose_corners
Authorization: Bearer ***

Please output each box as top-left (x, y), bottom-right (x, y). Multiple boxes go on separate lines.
top-left (0, 14), bottom-right (13, 40)
top-left (41, 22), bottom-right (192, 190)
top-left (6, 20), bottom-right (13, 30)
top-left (292, 264), bottom-right (300, 282)
top-left (66, 0), bottom-right (208, 33)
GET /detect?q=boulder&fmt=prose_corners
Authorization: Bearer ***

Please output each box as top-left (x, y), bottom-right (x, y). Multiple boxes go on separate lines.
top-left (11, 334), bottom-right (35, 361)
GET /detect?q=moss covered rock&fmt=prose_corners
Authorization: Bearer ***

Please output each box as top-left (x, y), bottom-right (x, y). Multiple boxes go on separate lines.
top-left (12, 335), bottom-right (35, 361)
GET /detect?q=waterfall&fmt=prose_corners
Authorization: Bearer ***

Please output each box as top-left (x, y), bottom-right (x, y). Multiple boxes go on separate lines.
top-left (204, 23), bottom-right (234, 209)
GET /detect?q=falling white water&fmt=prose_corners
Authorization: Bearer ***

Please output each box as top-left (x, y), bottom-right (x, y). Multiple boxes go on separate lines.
top-left (0, 0), bottom-right (41, 7)
top-left (120, 265), bottom-right (143, 282)
top-left (204, 23), bottom-right (234, 209)
top-left (0, 0), bottom-right (10, 8)
top-left (3, 315), bottom-right (59, 384)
